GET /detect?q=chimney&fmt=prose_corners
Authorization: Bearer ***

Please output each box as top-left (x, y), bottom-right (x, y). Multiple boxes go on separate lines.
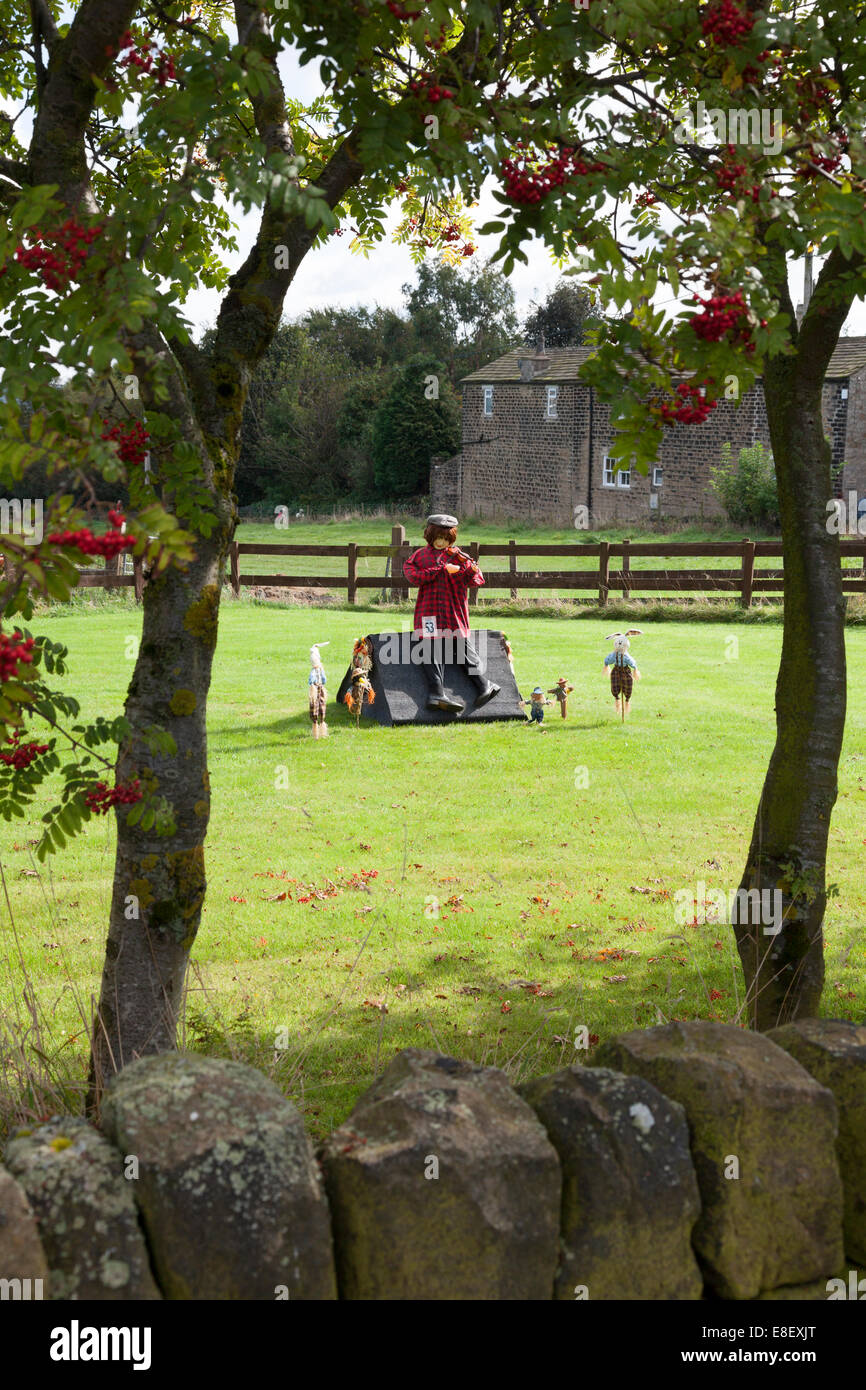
top-left (518, 330), bottom-right (551, 381)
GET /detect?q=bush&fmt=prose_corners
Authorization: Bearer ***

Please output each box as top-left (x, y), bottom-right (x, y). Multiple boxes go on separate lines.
top-left (710, 441), bottom-right (779, 528)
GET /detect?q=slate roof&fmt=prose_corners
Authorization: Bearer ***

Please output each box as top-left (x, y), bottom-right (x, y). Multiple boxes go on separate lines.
top-left (461, 337), bottom-right (866, 384)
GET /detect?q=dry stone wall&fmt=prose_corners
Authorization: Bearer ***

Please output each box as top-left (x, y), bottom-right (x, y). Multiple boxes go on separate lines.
top-left (1, 1019), bottom-right (864, 1301)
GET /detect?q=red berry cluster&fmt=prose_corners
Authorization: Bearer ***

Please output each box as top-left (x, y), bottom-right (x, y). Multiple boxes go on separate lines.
top-left (690, 290), bottom-right (752, 345)
top-left (634, 191), bottom-right (658, 208)
top-left (84, 779), bottom-right (143, 815)
top-left (117, 31), bottom-right (177, 85)
top-left (795, 74), bottom-right (833, 121)
top-left (387, 1), bottom-right (422, 17)
top-left (795, 146), bottom-right (843, 179)
top-left (659, 382), bottom-right (719, 426)
top-left (0, 731), bottom-right (50, 770)
top-left (9, 219), bottom-right (103, 292)
top-left (408, 73), bottom-right (454, 101)
top-left (713, 148), bottom-right (767, 202)
top-left (46, 510), bottom-right (135, 562)
top-left (501, 145), bottom-right (605, 205)
top-left (0, 630), bottom-right (36, 683)
top-left (701, 0), bottom-right (755, 47)
top-left (101, 419), bottom-right (149, 465)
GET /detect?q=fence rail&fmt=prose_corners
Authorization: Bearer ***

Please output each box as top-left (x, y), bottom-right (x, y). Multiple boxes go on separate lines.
top-left (225, 527), bottom-right (866, 608)
top-left (76, 528), bottom-right (866, 608)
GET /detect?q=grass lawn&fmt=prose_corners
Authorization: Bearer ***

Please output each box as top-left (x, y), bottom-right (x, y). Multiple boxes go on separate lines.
top-left (2, 596), bottom-right (864, 1141)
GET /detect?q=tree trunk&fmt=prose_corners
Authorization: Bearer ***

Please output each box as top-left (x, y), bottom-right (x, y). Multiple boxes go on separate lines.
top-left (88, 503), bottom-right (232, 1102)
top-left (733, 279), bottom-right (850, 1028)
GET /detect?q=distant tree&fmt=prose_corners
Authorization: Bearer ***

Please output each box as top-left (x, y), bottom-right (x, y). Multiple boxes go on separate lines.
top-left (403, 258), bottom-right (519, 385)
top-left (301, 305), bottom-right (414, 372)
top-left (371, 356), bottom-right (460, 499)
top-left (522, 280), bottom-right (602, 348)
top-left (337, 372), bottom-right (394, 499)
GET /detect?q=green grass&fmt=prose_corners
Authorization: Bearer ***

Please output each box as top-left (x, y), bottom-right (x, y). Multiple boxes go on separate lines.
top-left (2, 600), bottom-right (865, 1141)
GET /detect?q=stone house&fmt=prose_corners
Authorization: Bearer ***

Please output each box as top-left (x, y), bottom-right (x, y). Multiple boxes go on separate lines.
top-left (430, 339), bottom-right (866, 526)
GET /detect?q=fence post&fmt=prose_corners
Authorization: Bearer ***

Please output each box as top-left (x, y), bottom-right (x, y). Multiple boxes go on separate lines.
top-left (133, 555), bottom-right (145, 604)
top-left (468, 541), bottom-right (480, 606)
top-left (229, 541), bottom-right (240, 598)
top-left (598, 540), bottom-right (610, 606)
top-left (509, 539), bottom-right (517, 599)
top-left (622, 537), bottom-right (631, 601)
top-left (347, 542), bottom-right (358, 606)
top-left (741, 538), bottom-right (755, 608)
top-left (390, 524), bottom-right (405, 602)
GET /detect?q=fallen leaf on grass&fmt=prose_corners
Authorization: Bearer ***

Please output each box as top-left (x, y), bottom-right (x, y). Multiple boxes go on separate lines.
top-left (500, 1000), bottom-right (512, 1013)
top-left (362, 998), bottom-right (387, 1012)
top-left (435, 993), bottom-right (448, 1000)
top-left (229, 895), bottom-right (247, 903)
top-left (264, 890), bottom-right (290, 902)
top-left (602, 974), bottom-right (628, 984)
top-left (458, 985), bottom-right (481, 996)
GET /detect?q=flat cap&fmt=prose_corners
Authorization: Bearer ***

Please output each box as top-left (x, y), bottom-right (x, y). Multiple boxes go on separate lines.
top-left (426, 513), bottom-right (459, 527)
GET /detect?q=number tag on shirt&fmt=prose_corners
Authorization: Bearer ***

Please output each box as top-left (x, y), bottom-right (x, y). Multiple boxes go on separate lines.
top-left (422, 617), bottom-right (438, 637)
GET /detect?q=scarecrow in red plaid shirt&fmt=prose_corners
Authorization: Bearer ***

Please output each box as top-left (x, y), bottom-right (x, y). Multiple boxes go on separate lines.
top-left (402, 514), bottom-right (500, 714)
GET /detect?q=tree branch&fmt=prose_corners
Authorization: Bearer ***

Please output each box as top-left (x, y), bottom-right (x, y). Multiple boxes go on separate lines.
top-left (28, 0), bottom-right (139, 207)
top-left (210, 2), bottom-right (365, 384)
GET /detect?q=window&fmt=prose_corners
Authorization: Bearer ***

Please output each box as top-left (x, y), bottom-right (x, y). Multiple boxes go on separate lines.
top-left (546, 385), bottom-right (559, 419)
top-left (653, 467), bottom-right (663, 487)
top-left (603, 456), bottom-right (631, 488)
top-left (483, 385), bottom-right (494, 416)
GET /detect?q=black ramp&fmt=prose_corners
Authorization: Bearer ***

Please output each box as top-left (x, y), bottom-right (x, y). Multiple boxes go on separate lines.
top-left (336, 630), bottom-right (525, 725)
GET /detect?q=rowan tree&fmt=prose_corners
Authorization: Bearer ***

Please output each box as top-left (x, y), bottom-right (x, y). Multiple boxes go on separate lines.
top-left (0, 0), bottom-right (603, 1097)
top-left (481, 0), bottom-right (866, 1025)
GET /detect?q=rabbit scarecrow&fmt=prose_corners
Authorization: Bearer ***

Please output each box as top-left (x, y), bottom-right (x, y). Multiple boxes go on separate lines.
top-left (308, 643), bottom-right (329, 738)
top-left (603, 630), bottom-right (642, 720)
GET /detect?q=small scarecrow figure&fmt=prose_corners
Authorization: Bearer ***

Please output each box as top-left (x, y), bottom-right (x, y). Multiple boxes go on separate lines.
top-left (308, 643), bottom-right (329, 738)
top-left (520, 686), bottom-right (553, 728)
top-left (547, 676), bottom-right (574, 719)
top-left (603, 630), bottom-right (642, 720)
top-left (343, 637), bottom-right (376, 728)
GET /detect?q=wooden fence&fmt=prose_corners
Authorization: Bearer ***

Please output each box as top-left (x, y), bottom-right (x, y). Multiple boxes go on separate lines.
top-left (226, 525), bottom-right (866, 608)
top-left (79, 527), bottom-right (866, 608)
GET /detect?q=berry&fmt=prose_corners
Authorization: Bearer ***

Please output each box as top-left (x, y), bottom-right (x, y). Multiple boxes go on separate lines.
top-left (658, 381), bottom-right (718, 426)
top-left (0, 731), bottom-right (50, 770)
top-left (10, 219), bottom-right (103, 292)
top-left (0, 630), bottom-right (36, 683)
top-left (501, 144), bottom-right (605, 205)
top-left (689, 290), bottom-right (753, 346)
top-left (84, 779), bottom-right (143, 815)
top-left (46, 510), bottom-right (135, 562)
top-left (101, 419), bottom-right (149, 466)
top-left (701, 1), bottom-right (755, 48)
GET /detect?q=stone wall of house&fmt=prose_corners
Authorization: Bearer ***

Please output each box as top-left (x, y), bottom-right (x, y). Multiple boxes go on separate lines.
top-left (458, 380), bottom-right (581, 523)
top-left (444, 378), bottom-right (858, 529)
top-left (842, 367), bottom-right (866, 502)
top-left (2, 1019), bottom-right (864, 1301)
top-left (429, 453), bottom-right (462, 517)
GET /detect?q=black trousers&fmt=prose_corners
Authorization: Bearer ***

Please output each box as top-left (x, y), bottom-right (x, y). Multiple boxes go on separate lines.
top-left (412, 633), bottom-right (487, 695)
